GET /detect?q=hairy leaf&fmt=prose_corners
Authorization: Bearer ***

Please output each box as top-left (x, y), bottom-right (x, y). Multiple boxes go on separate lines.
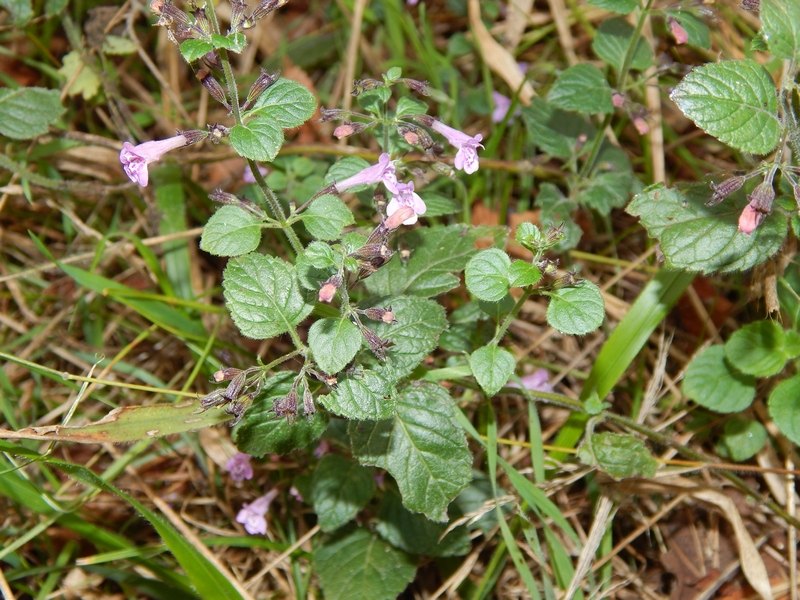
top-left (308, 317), bottom-right (362, 375)
top-left (465, 248), bottom-right (511, 302)
top-left (682, 345), bottom-right (755, 413)
top-left (312, 455), bottom-right (375, 532)
top-left (200, 206), bottom-right (262, 257)
top-left (249, 77), bottom-right (317, 128)
top-left (0, 87), bottom-right (64, 140)
top-left (546, 280), bottom-right (605, 335)
top-left (469, 345), bottom-right (516, 397)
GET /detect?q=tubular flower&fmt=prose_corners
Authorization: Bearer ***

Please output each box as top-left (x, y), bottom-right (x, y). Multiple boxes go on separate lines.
top-left (386, 181), bottom-right (426, 226)
top-left (491, 92), bottom-right (513, 123)
top-left (225, 452), bottom-right (254, 482)
top-left (236, 489), bottom-right (279, 535)
top-left (430, 120), bottom-right (483, 174)
top-left (333, 153), bottom-right (397, 194)
top-left (119, 134), bottom-right (189, 187)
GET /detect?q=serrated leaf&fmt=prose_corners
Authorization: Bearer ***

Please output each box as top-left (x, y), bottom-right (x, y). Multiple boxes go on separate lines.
top-left (58, 51), bottom-right (100, 100)
top-left (200, 206), bottom-right (262, 257)
top-left (349, 383), bottom-right (472, 522)
top-left (314, 528), bottom-right (416, 600)
top-left (179, 39), bottom-right (213, 62)
top-left (465, 248), bottom-right (511, 302)
top-left (422, 192), bottom-right (459, 217)
top-left (249, 78), bottom-right (317, 128)
top-left (229, 119), bottom-right (284, 162)
top-left (547, 64), bottom-right (613, 114)
top-left (761, 0), bottom-right (800, 60)
top-left (233, 373), bottom-right (326, 457)
top-left (376, 489), bottom-right (470, 557)
top-left (592, 18), bottom-right (653, 71)
top-left (587, 0), bottom-right (636, 13)
top-left (102, 35), bottom-right (136, 55)
top-left (211, 32), bottom-right (246, 53)
top-left (301, 194), bottom-right (354, 240)
top-left (365, 225), bottom-right (480, 297)
top-left (508, 260), bottom-right (542, 288)
top-left (578, 432), bottom-right (657, 479)
top-left (469, 345), bottom-right (516, 397)
top-left (724, 320), bottom-right (788, 377)
top-left (546, 280), bottom-right (605, 335)
top-left (670, 59), bottom-right (780, 155)
top-left (222, 253), bottom-right (313, 339)
top-left (312, 455), bottom-right (375, 532)
top-left (521, 98), bottom-right (595, 159)
top-left (682, 345), bottom-right (755, 413)
top-left (768, 374), bottom-right (800, 445)
top-left (578, 170), bottom-right (633, 214)
top-left (309, 318), bottom-right (362, 375)
top-left (295, 241), bottom-right (340, 290)
top-left (319, 368), bottom-right (395, 420)
top-left (721, 418), bottom-right (767, 462)
top-left (0, 87), bottom-right (64, 140)
top-left (396, 96), bottom-right (428, 118)
top-left (627, 184), bottom-right (788, 273)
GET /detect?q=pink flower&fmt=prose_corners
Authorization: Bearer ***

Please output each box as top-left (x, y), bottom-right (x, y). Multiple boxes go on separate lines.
top-left (738, 204), bottom-right (764, 234)
top-left (668, 18), bottom-right (688, 45)
top-left (492, 92), bottom-right (513, 123)
top-left (119, 134), bottom-right (189, 187)
top-left (386, 181), bottom-right (426, 226)
top-left (430, 120), bottom-right (483, 174)
top-left (333, 153), bottom-right (397, 194)
top-left (236, 489), bottom-right (279, 535)
top-left (510, 369), bottom-right (553, 393)
top-left (225, 452), bottom-right (254, 482)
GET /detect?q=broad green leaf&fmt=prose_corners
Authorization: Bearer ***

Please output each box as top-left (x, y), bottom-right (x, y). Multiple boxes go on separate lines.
top-left (376, 489), bottom-right (470, 557)
top-left (665, 10), bottom-right (710, 49)
top-left (422, 192), bottom-right (459, 217)
top-left (314, 528), bottom-right (416, 600)
top-left (308, 317), bottom-right (362, 375)
top-left (592, 18), bottom-right (653, 71)
top-left (222, 253), bottom-right (313, 339)
top-left (508, 260), bottom-right (542, 288)
top-left (682, 345), bottom-right (755, 413)
top-left (58, 50), bottom-right (100, 100)
top-left (768, 374), bottom-right (800, 445)
top-left (295, 241), bottom-right (339, 290)
top-left (200, 206), bottom-right (262, 257)
top-left (102, 35), bottom-right (137, 55)
top-left (469, 345), bottom-right (516, 397)
top-left (311, 455), bottom-right (375, 532)
top-left (179, 39), bottom-right (213, 62)
top-left (547, 64), bottom-right (613, 114)
top-left (545, 280), bottom-right (605, 335)
top-left (301, 194), bottom-right (354, 240)
top-left (521, 98), bottom-right (595, 159)
top-left (365, 225), bottom-right (481, 297)
top-left (465, 248), bottom-right (511, 302)
top-left (578, 433), bottom-right (657, 479)
top-left (721, 418), bottom-right (767, 462)
top-left (233, 373), bottom-right (326, 456)
top-left (587, 0), bottom-right (636, 13)
top-left (725, 320), bottom-right (788, 377)
top-left (761, 0), bottom-right (800, 60)
top-left (349, 383), bottom-right (472, 522)
top-left (627, 184), bottom-right (788, 273)
top-left (670, 59), bottom-right (780, 155)
top-left (395, 96), bottom-right (428, 118)
top-left (385, 66), bottom-right (402, 81)
top-left (578, 170), bottom-right (633, 214)
top-left (0, 0), bottom-right (32, 23)
top-left (249, 78), bottom-right (317, 128)
top-left (0, 87), bottom-right (64, 140)
top-left (210, 32), bottom-right (246, 53)
top-left (318, 367), bottom-right (395, 420)
top-left (229, 118), bottom-right (284, 162)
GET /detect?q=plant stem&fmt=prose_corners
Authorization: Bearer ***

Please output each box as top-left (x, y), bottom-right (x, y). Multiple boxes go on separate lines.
top-left (490, 289), bottom-right (534, 346)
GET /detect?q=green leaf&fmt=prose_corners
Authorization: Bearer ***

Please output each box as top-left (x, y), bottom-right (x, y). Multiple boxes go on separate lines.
top-left (421, 192), bottom-right (459, 217)
top-left (545, 280), bottom-right (605, 335)
top-left (682, 345), bottom-right (755, 413)
top-left (58, 50), bottom-right (100, 100)
top-left (395, 96), bottom-right (428, 118)
top-left (318, 367), bottom-right (395, 420)
top-left (521, 98), bottom-right (595, 159)
top-left (296, 241), bottom-right (339, 290)
top-left (547, 64), bottom-right (613, 114)
top-left (768, 374), bottom-right (800, 445)
top-left (724, 320), bottom-right (788, 377)
top-left (229, 118), bottom-right (284, 162)
top-left (578, 170), bottom-right (633, 214)
top-left (314, 528), bottom-right (416, 600)
top-left (365, 225), bottom-right (480, 297)
top-left (592, 18), bottom-right (653, 71)
top-left (627, 184), bottom-right (788, 273)
top-left (222, 253), bottom-right (313, 339)
top-left (210, 32), bottom-right (246, 53)
top-left (760, 0), bottom-right (800, 60)
top-left (233, 373), bottom-right (326, 457)
top-left (508, 260), bottom-right (542, 288)
top-left (200, 206), bottom-right (262, 257)
top-left (721, 418), bottom-right (767, 462)
top-left (0, 0), bottom-right (33, 23)
top-left (311, 455), bottom-right (375, 532)
top-left (179, 39), bottom-right (214, 62)
top-left (465, 248), bottom-right (511, 302)
top-left (665, 10), bottom-right (711, 49)
top-left (376, 489), bottom-right (470, 557)
top-left (308, 318), bottom-right (362, 375)
top-left (670, 59), bottom-right (780, 155)
top-left (469, 345), bottom-right (515, 397)
top-left (249, 78), bottom-right (317, 128)
top-left (102, 35), bottom-right (137, 55)
top-left (536, 183), bottom-right (582, 250)
top-left (578, 432), bottom-right (658, 479)
top-left (587, 0), bottom-right (637, 14)
top-left (301, 194), bottom-right (354, 240)
top-left (349, 383), bottom-right (472, 521)
top-left (385, 66), bottom-right (402, 81)
top-left (0, 87), bottom-right (64, 140)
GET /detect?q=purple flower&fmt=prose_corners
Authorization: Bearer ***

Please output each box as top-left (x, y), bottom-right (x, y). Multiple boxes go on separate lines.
top-left (430, 120), bottom-right (483, 174)
top-left (333, 153), bottom-right (397, 194)
top-left (243, 164), bottom-right (268, 184)
top-left (225, 452), bottom-right (254, 482)
top-left (386, 181), bottom-right (426, 225)
top-left (407, 0), bottom-right (419, 4)
top-left (236, 489), bottom-right (279, 535)
top-left (119, 134), bottom-right (189, 187)
top-left (511, 369), bottom-right (553, 393)
top-left (492, 92), bottom-right (513, 124)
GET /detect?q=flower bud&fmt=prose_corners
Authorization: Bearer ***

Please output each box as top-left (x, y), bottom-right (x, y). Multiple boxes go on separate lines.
top-left (401, 78), bottom-right (431, 96)
top-left (633, 115), bottom-right (649, 135)
top-left (333, 121), bottom-right (368, 139)
top-left (612, 92), bottom-right (625, 108)
top-left (708, 175), bottom-right (745, 206)
top-left (384, 205), bottom-right (415, 230)
top-left (199, 74), bottom-right (230, 109)
top-left (363, 307), bottom-right (396, 323)
top-left (251, 0), bottom-right (289, 23)
top-left (213, 367), bottom-right (243, 382)
top-left (319, 108), bottom-right (347, 122)
top-left (668, 18), bottom-right (688, 45)
top-left (230, 0), bottom-right (247, 31)
top-left (360, 327), bottom-right (391, 360)
top-left (302, 386), bottom-right (316, 416)
top-left (209, 189), bottom-right (240, 205)
top-left (397, 123), bottom-right (434, 150)
top-left (738, 204), bottom-right (764, 235)
top-left (748, 181), bottom-right (775, 213)
top-left (224, 371), bottom-right (247, 401)
top-left (273, 389), bottom-right (298, 418)
top-left (242, 70), bottom-right (280, 111)
top-left (318, 274), bottom-right (342, 303)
